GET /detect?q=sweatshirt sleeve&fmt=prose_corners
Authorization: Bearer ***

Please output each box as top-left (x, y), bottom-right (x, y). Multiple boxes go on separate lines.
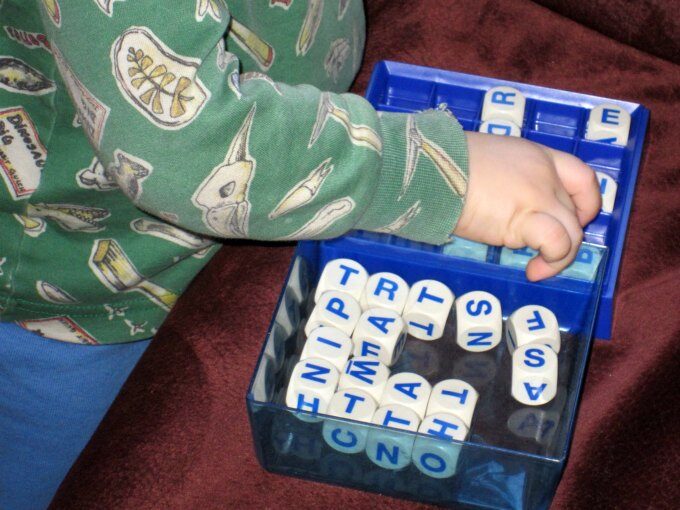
top-left (39, 0), bottom-right (468, 245)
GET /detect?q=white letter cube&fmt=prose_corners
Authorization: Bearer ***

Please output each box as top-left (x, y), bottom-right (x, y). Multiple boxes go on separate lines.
top-left (507, 305), bottom-right (561, 354)
top-left (305, 290), bottom-right (361, 336)
top-left (403, 280), bottom-right (454, 340)
top-left (427, 379), bottom-right (479, 428)
top-left (596, 171), bottom-right (617, 214)
top-left (314, 258), bottom-right (368, 303)
top-left (352, 308), bottom-right (407, 367)
top-left (479, 118), bottom-right (521, 137)
top-left (481, 86), bottom-right (526, 128)
top-left (300, 326), bottom-right (353, 371)
top-left (585, 103), bottom-right (631, 146)
top-left (366, 404), bottom-right (420, 470)
top-left (285, 358), bottom-right (339, 418)
top-left (322, 388), bottom-right (377, 454)
top-left (456, 291), bottom-right (502, 352)
top-left (412, 413), bottom-right (468, 479)
top-left (511, 344), bottom-right (558, 406)
top-left (360, 272), bottom-right (410, 314)
top-left (380, 372), bottom-right (432, 420)
top-left (339, 356), bottom-right (390, 403)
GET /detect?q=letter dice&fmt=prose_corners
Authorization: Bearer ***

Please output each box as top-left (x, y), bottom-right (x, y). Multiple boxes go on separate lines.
top-left (322, 388), bottom-right (377, 454)
top-left (360, 272), bottom-right (410, 314)
top-left (596, 171), bottom-right (617, 214)
top-left (456, 291), bottom-right (502, 352)
top-left (562, 245), bottom-right (603, 282)
top-left (413, 413), bottom-right (468, 479)
top-left (314, 258), bottom-right (368, 303)
top-left (285, 358), bottom-right (339, 419)
top-left (380, 372), bottom-right (432, 420)
top-left (300, 326), bottom-right (353, 371)
top-left (481, 86), bottom-right (526, 128)
top-left (585, 103), bottom-right (631, 146)
top-left (512, 344), bottom-right (558, 406)
top-left (366, 404), bottom-right (420, 470)
top-left (339, 356), bottom-right (390, 403)
top-left (479, 119), bottom-right (521, 137)
top-left (507, 305), bottom-right (560, 354)
top-left (442, 236), bottom-right (489, 262)
top-left (305, 290), bottom-right (361, 336)
top-left (352, 308), bottom-right (406, 367)
top-left (427, 379), bottom-right (479, 428)
top-left (403, 280), bottom-right (454, 341)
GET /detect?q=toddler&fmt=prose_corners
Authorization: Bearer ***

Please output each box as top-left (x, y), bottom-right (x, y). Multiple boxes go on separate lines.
top-left (0, 1), bottom-right (600, 508)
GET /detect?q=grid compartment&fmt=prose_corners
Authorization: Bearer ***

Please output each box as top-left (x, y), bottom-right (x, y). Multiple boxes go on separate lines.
top-left (525, 131), bottom-right (576, 153)
top-left (530, 101), bottom-right (585, 138)
top-left (575, 140), bottom-right (625, 169)
top-left (433, 83), bottom-right (483, 122)
top-left (384, 75), bottom-right (434, 111)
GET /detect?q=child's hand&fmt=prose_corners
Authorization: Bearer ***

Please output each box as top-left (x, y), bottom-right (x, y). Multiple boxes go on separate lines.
top-left (455, 132), bottom-right (601, 281)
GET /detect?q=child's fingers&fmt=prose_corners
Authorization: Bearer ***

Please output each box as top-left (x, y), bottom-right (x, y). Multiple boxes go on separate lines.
top-left (546, 204), bottom-right (583, 265)
top-left (526, 255), bottom-right (561, 281)
top-left (521, 209), bottom-right (583, 281)
top-left (519, 211), bottom-right (572, 264)
top-left (547, 149), bottom-right (602, 226)
top-left (555, 188), bottom-right (576, 213)
top-left (554, 201), bottom-right (584, 249)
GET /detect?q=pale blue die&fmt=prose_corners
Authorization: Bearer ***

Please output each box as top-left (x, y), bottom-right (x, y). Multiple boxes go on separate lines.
top-left (499, 245), bottom-right (602, 281)
top-left (441, 236), bottom-right (489, 262)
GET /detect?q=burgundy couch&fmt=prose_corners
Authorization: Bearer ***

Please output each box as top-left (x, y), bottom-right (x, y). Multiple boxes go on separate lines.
top-left (51, 1), bottom-right (679, 508)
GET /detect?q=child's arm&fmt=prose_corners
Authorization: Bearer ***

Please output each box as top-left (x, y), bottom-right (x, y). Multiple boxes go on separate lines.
top-left (40, 2), bottom-right (467, 246)
top-left (39, 1), bottom-right (600, 281)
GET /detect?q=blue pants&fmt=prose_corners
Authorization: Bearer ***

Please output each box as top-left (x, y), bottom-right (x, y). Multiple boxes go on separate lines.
top-left (0, 322), bottom-right (150, 510)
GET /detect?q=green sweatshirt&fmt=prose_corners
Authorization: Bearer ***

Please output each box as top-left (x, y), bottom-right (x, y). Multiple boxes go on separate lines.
top-left (0, 0), bottom-right (469, 344)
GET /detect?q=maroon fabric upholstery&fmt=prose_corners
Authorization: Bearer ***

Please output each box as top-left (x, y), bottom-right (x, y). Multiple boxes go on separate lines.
top-left (533, 0), bottom-right (680, 64)
top-left (51, 1), bottom-right (679, 508)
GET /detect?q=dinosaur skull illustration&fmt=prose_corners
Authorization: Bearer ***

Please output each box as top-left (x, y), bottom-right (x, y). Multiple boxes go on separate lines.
top-left (192, 104), bottom-right (257, 238)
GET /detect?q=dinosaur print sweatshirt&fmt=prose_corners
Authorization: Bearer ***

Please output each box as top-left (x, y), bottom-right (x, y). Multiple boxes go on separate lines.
top-left (0, 0), bottom-right (469, 344)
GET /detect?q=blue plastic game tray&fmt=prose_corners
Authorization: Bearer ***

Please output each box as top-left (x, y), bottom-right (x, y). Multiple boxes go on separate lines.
top-left (363, 61), bottom-right (649, 340)
top-left (248, 240), bottom-right (607, 509)
top-left (246, 62), bottom-right (647, 509)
